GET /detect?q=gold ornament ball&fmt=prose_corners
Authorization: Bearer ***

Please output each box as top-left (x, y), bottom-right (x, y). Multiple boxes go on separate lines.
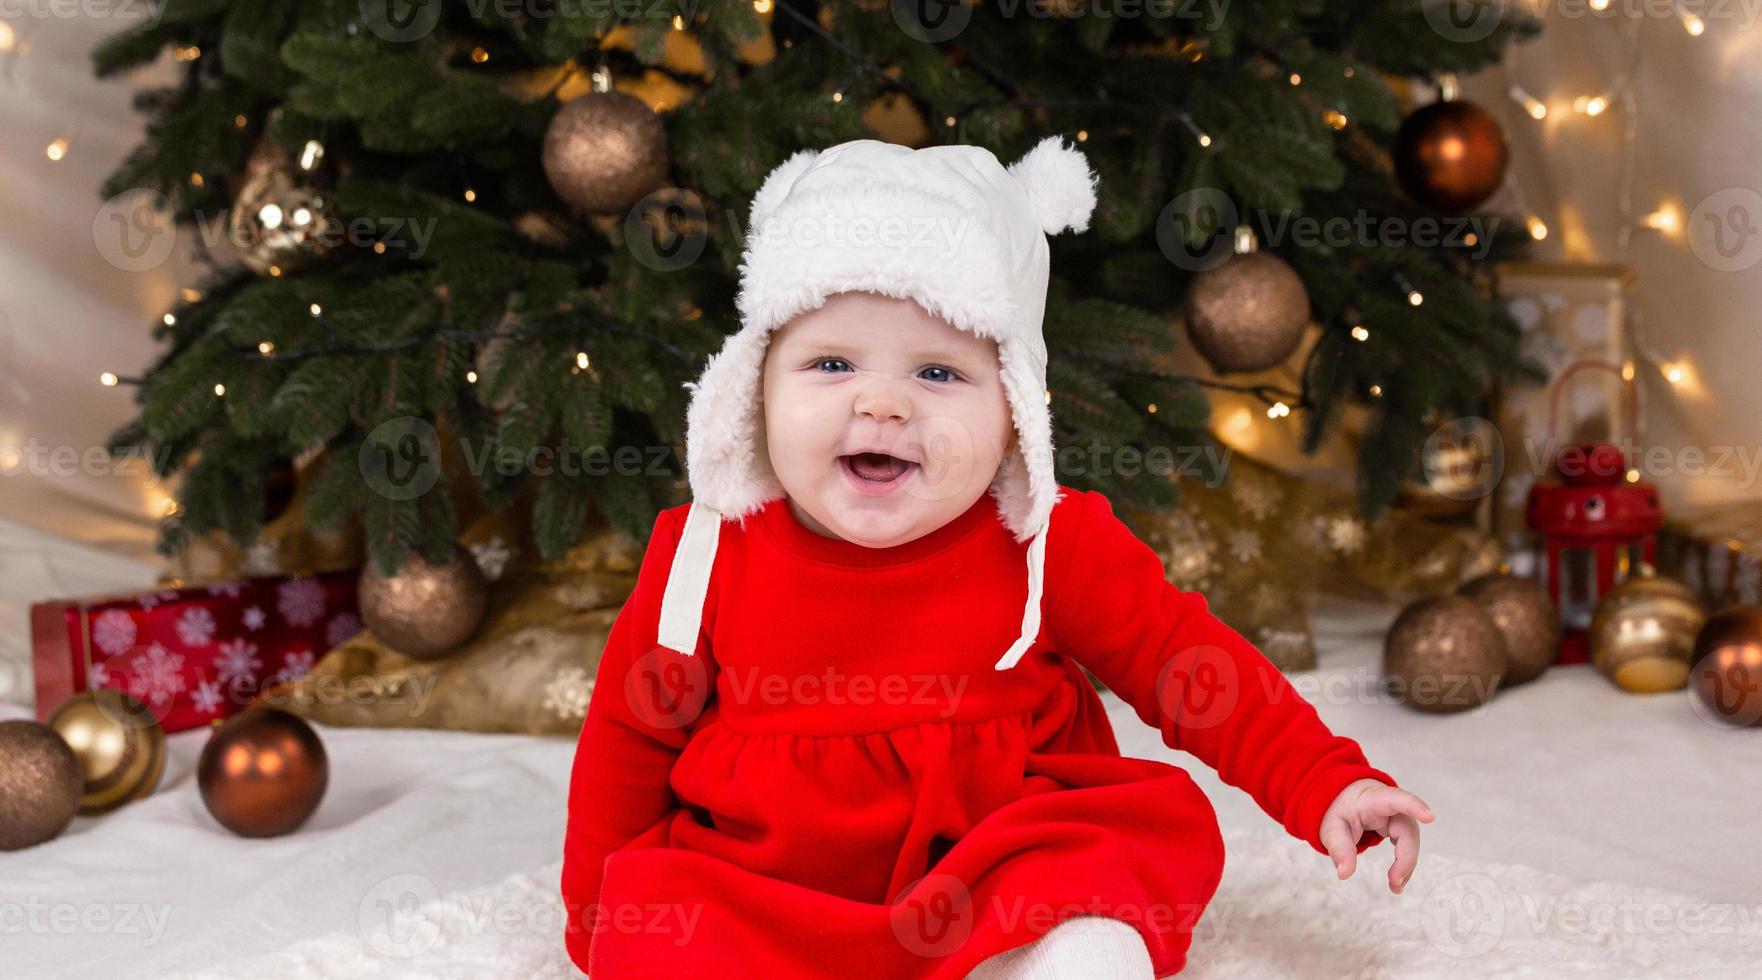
top-left (0, 719), bottom-right (84, 851)
top-left (541, 91), bottom-right (670, 216)
top-left (1183, 251), bottom-right (1311, 375)
top-left (227, 169), bottom-right (338, 276)
top-left (1589, 564), bottom-right (1706, 693)
top-left (1688, 606), bottom-right (1762, 727)
top-left (1384, 594), bottom-right (1506, 713)
top-left (1459, 572), bottom-right (1560, 687)
top-left (359, 545), bottom-right (489, 660)
top-left (47, 689), bottom-right (166, 816)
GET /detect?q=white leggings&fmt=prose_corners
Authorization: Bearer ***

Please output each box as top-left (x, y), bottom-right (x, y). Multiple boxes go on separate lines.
top-left (963, 915), bottom-right (1155, 980)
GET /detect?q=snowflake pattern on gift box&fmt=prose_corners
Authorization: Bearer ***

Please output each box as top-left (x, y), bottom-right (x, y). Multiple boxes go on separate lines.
top-left (1324, 515), bottom-right (1367, 556)
top-left (205, 580), bottom-right (243, 598)
top-left (92, 609), bottom-right (137, 656)
top-left (1226, 528), bottom-right (1263, 563)
top-left (543, 667), bottom-right (594, 722)
top-left (127, 643), bottom-right (186, 709)
top-left (277, 578), bottom-right (326, 628)
top-left (242, 606), bottom-right (266, 631)
top-left (135, 589), bottom-right (180, 612)
top-left (176, 606), bottom-right (217, 648)
top-left (215, 638), bottom-right (263, 684)
top-left (271, 650), bottom-right (317, 687)
top-left (191, 676), bottom-right (224, 715)
top-left (87, 659), bottom-right (112, 689)
top-left (470, 537), bottom-right (514, 581)
top-left (1230, 472), bottom-right (1281, 522)
top-left (326, 612), bottom-right (364, 649)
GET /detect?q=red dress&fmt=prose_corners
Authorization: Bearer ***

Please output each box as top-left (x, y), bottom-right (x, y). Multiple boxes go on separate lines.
top-left (561, 487), bottom-right (1396, 978)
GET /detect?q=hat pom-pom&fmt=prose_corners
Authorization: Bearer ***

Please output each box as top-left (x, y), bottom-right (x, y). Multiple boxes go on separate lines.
top-left (1007, 136), bottom-right (1099, 236)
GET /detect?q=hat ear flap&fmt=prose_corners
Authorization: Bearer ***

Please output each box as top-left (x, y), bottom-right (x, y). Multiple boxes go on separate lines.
top-left (1007, 136), bottom-right (1099, 236)
top-left (749, 148), bottom-right (822, 229)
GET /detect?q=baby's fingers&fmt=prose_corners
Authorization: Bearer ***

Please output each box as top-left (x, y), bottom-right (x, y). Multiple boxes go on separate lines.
top-left (1384, 813), bottom-right (1422, 894)
top-left (1319, 813), bottom-right (1361, 880)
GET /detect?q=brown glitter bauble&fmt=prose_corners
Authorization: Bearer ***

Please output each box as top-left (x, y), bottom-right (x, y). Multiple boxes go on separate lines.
top-left (1183, 251), bottom-right (1310, 374)
top-left (1393, 100), bottom-right (1508, 214)
top-left (1688, 606), bottom-right (1762, 727)
top-left (1589, 565), bottom-right (1706, 693)
top-left (47, 689), bottom-right (166, 816)
top-left (1460, 572), bottom-right (1560, 687)
top-left (0, 720), bottom-right (84, 851)
top-left (1384, 595), bottom-right (1506, 714)
top-left (359, 545), bottom-right (489, 660)
top-left (197, 708), bottom-right (328, 838)
top-left (541, 91), bottom-right (670, 216)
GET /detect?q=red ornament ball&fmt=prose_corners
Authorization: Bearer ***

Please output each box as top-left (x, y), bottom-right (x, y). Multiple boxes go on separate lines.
top-left (197, 708), bottom-right (328, 837)
top-left (1689, 607), bottom-right (1762, 728)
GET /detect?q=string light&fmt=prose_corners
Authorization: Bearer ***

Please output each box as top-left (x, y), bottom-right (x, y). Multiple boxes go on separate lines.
top-left (1323, 109), bottom-right (1348, 130)
top-left (189, 172), bottom-right (204, 187)
top-left (298, 139), bottom-right (325, 172)
top-left (162, 313), bottom-right (177, 326)
top-left (180, 288), bottom-right (202, 303)
top-left (1639, 203), bottom-right (1681, 235)
top-left (1146, 402), bottom-right (1157, 414)
top-left (99, 372), bottom-right (119, 386)
top-left (1526, 215), bottom-right (1549, 240)
top-left (1393, 271), bottom-right (1423, 306)
top-left (1663, 362), bottom-right (1686, 385)
top-left (1076, 130), bottom-right (1088, 142)
top-left (831, 89), bottom-right (843, 103)
top-left (470, 46), bottom-right (489, 63)
top-left (753, 0), bottom-right (772, 11)
top-left (463, 187), bottom-right (477, 202)
top-left (233, 114), bottom-right (248, 128)
top-left (671, 14), bottom-right (684, 29)
top-left (1368, 384), bottom-right (1383, 398)
top-left (1350, 324), bottom-right (1370, 342)
top-left (258, 341), bottom-right (275, 355)
top-left (1266, 401), bottom-right (1291, 418)
top-left (1509, 84), bottom-right (1547, 120)
top-left (465, 370), bottom-right (478, 384)
top-left (45, 138), bottom-right (67, 161)
top-left (0, 22), bottom-right (14, 52)
top-left (1176, 112), bottom-right (1211, 148)
top-left (1681, 12), bottom-right (1705, 35)
top-left (1287, 72), bottom-right (1301, 86)
top-left (309, 303), bottom-right (323, 316)
top-left (1572, 94), bottom-right (1609, 116)
top-left (173, 44), bottom-right (200, 62)
top-left (213, 383), bottom-right (226, 397)
top-left (575, 351), bottom-right (591, 370)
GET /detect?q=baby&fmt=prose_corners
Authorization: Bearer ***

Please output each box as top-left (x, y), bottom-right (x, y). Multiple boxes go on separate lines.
top-left (561, 138), bottom-right (1432, 980)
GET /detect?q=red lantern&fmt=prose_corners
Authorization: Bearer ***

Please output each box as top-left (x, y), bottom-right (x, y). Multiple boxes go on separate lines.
top-left (1525, 360), bottom-right (1662, 665)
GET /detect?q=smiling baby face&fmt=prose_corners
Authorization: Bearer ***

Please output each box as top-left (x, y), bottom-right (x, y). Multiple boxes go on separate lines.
top-left (760, 291), bottom-right (1016, 548)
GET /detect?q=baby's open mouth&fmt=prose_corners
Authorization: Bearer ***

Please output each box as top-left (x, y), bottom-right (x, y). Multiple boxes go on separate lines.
top-left (840, 452), bottom-right (917, 483)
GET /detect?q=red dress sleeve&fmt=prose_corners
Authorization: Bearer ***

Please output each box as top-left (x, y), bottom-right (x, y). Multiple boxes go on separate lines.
top-left (1044, 489), bottom-right (1396, 856)
top-left (561, 505), bottom-right (709, 972)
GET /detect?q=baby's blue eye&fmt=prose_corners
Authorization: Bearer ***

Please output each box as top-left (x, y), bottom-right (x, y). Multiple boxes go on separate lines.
top-left (815, 358), bottom-right (851, 373)
top-left (919, 366), bottom-right (957, 383)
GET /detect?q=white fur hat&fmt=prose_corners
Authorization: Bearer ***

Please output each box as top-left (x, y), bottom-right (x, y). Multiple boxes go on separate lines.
top-left (656, 137), bottom-right (1099, 670)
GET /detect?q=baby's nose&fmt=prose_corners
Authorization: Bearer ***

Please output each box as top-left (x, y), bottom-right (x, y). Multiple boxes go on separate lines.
top-left (852, 375), bottom-right (912, 423)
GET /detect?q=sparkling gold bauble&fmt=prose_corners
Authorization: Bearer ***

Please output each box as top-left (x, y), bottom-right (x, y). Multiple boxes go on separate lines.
top-left (359, 545), bottom-right (489, 660)
top-left (1589, 564), bottom-right (1706, 693)
top-left (1383, 595), bottom-right (1506, 713)
top-left (0, 719), bottom-right (83, 851)
top-left (1460, 572), bottom-right (1559, 687)
top-left (47, 689), bottom-right (166, 816)
top-left (1183, 251), bottom-right (1310, 374)
top-left (541, 91), bottom-right (670, 216)
top-left (197, 708), bottom-right (328, 838)
top-left (227, 169), bottom-right (338, 276)
top-left (1689, 606), bottom-right (1762, 727)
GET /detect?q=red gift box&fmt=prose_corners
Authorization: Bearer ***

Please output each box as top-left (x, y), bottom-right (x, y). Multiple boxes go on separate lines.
top-left (31, 570), bottom-right (362, 733)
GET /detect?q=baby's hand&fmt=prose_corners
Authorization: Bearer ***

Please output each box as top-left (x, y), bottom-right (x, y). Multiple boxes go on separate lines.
top-left (1319, 778), bottom-right (1434, 895)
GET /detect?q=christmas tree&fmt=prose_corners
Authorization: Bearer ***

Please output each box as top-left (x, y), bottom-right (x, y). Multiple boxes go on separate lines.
top-left (95, 0), bottom-right (1542, 575)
